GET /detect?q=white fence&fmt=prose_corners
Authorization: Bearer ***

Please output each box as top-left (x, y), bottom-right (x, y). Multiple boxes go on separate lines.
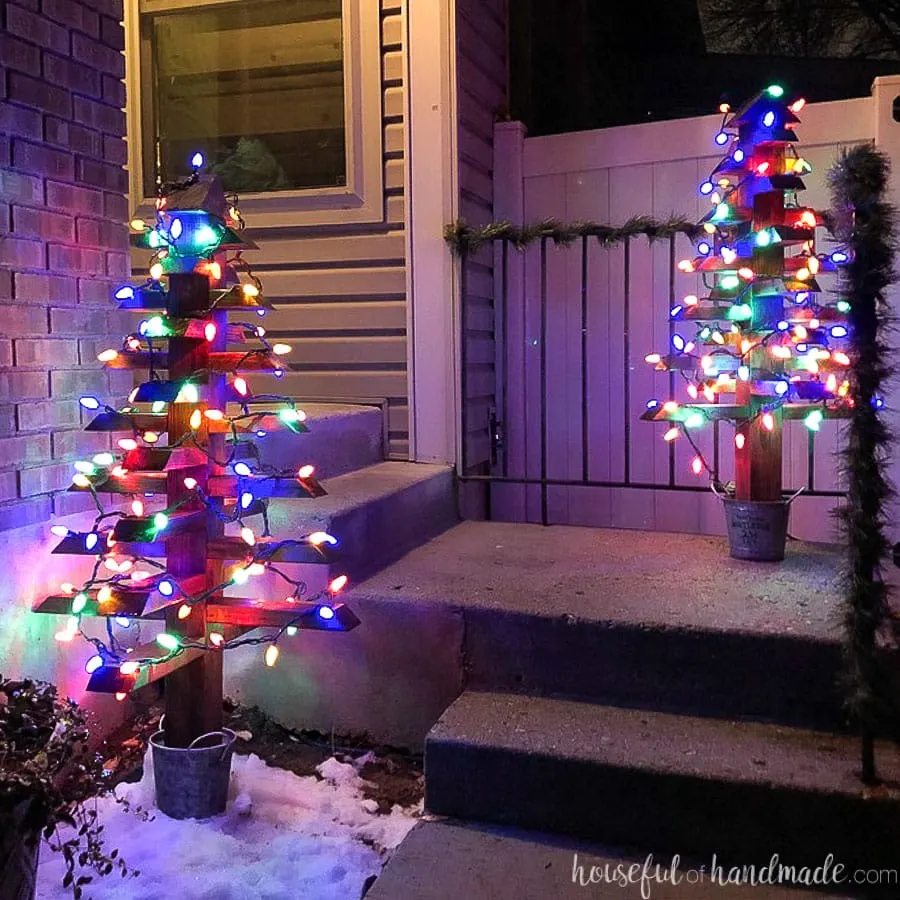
top-left (483, 77), bottom-right (900, 542)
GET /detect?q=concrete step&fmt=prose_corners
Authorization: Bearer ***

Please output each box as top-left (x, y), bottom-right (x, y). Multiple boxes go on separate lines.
top-left (351, 521), bottom-right (868, 732)
top-left (223, 460), bottom-right (458, 745)
top-left (425, 691), bottom-right (900, 873)
top-left (367, 820), bottom-right (853, 900)
top-left (247, 461), bottom-right (458, 588)
top-left (254, 402), bottom-right (384, 479)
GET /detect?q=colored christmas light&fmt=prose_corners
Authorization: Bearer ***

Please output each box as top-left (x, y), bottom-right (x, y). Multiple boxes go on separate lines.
top-left (156, 632), bottom-right (180, 651)
top-left (85, 655), bottom-right (104, 674)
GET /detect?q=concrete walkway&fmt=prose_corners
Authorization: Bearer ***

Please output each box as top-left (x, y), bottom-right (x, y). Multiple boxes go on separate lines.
top-left (353, 520), bottom-right (848, 641)
top-left (367, 821), bottom-right (855, 900)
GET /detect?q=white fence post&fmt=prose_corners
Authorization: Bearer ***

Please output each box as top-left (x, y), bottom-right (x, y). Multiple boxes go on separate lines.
top-left (872, 75), bottom-right (900, 539)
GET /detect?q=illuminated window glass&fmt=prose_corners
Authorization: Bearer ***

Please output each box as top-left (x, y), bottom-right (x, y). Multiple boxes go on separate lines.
top-left (140, 0), bottom-right (345, 194)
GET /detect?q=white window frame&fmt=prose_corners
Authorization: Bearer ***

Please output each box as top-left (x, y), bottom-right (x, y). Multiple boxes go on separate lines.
top-left (125, 0), bottom-right (385, 227)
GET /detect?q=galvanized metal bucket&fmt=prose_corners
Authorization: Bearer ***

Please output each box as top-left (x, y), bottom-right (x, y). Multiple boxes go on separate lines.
top-left (721, 496), bottom-right (792, 561)
top-left (150, 727), bottom-right (236, 819)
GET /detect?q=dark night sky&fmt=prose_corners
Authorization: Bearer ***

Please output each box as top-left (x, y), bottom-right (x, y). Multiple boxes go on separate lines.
top-left (512, 0), bottom-right (900, 135)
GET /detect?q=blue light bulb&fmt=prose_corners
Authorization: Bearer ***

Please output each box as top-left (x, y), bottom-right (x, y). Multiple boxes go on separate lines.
top-left (85, 655), bottom-right (104, 674)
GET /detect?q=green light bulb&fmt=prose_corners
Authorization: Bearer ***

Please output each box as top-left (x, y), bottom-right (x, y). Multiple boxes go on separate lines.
top-left (156, 632), bottom-right (180, 651)
top-left (193, 225), bottom-right (218, 249)
top-left (685, 413), bottom-right (705, 429)
top-left (143, 315), bottom-right (168, 338)
top-left (153, 512), bottom-right (169, 531)
top-left (72, 593), bottom-right (88, 614)
top-left (727, 303), bottom-right (752, 321)
top-left (766, 84), bottom-right (784, 98)
top-left (720, 275), bottom-right (740, 291)
top-left (804, 410), bottom-right (823, 432)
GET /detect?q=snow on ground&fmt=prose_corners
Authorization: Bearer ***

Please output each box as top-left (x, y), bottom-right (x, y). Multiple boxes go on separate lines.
top-left (37, 750), bottom-right (420, 900)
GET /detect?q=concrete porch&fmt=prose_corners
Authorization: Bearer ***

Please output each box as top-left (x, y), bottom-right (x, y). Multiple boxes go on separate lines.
top-left (233, 519), bottom-right (853, 748)
top-left (316, 521), bottom-right (900, 895)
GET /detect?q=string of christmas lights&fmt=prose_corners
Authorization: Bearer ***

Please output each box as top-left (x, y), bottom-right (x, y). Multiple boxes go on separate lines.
top-left (641, 85), bottom-right (859, 487)
top-left (38, 153), bottom-right (359, 700)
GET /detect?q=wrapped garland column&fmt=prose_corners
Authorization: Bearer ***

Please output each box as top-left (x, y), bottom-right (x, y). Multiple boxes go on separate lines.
top-left (829, 145), bottom-right (897, 784)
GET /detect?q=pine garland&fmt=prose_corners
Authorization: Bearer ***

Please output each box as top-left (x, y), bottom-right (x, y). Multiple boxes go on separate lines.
top-left (829, 145), bottom-right (897, 782)
top-left (444, 216), bottom-right (702, 256)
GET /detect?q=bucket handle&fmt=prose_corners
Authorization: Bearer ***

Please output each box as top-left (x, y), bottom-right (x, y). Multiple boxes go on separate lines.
top-left (189, 730), bottom-right (234, 762)
top-left (711, 483), bottom-right (805, 504)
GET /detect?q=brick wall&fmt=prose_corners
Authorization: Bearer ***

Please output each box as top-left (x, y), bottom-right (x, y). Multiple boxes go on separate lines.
top-left (0, 0), bottom-right (129, 532)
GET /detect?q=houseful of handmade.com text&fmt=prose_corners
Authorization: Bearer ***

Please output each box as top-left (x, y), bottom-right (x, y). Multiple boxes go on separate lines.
top-left (572, 852), bottom-right (898, 896)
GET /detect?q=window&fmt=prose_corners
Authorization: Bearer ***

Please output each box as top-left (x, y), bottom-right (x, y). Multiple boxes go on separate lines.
top-left (127, 0), bottom-right (384, 225)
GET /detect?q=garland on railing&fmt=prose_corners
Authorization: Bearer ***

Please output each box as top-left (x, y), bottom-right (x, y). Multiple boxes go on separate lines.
top-left (444, 216), bottom-right (702, 256)
top-left (829, 145), bottom-right (897, 783)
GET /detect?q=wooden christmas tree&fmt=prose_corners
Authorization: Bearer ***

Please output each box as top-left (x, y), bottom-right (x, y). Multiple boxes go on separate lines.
top-left (34, 159), bottom-right (359, 747)
top-left (642, 86), bottom-right (853, 557)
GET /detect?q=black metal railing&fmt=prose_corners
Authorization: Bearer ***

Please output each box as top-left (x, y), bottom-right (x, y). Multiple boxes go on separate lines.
top-left (457, 232), bottom-right (845, 526)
